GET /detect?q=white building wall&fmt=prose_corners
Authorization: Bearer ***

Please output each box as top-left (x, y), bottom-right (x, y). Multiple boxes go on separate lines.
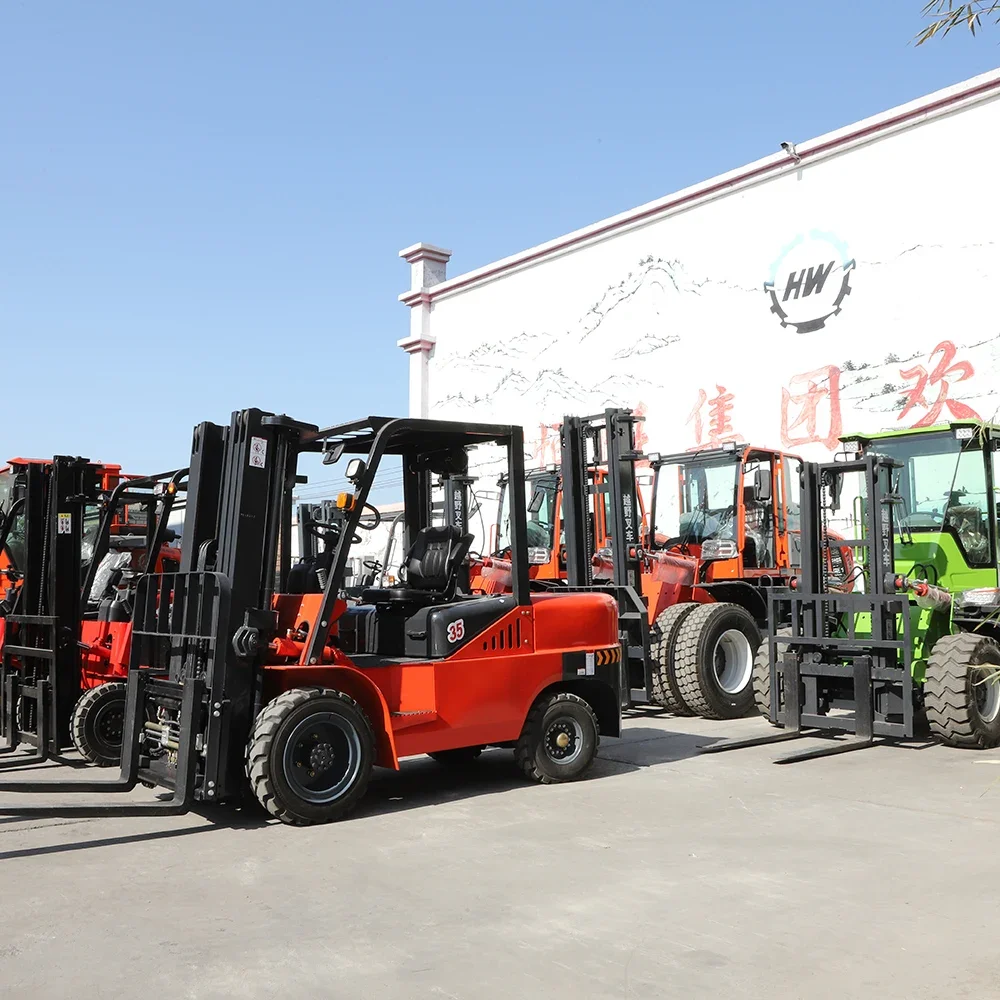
top-left (404, 71), bottom-right (1000, 474)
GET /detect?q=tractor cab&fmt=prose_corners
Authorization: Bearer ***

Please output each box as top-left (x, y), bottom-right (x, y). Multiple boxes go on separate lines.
top-left (842, 422), bottom-right (999, 595)
top-left (648, 444), bottom-right (801, 578)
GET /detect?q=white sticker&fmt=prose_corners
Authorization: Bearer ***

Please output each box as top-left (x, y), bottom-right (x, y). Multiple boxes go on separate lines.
top-left (57, 513), bottom-right (72, 535)
top-left (585, 651), bottom-right (595, 676)
top-left (446, 619), bottom-right (465, 644)
top-left (249, 436), bottom-right (267, 468)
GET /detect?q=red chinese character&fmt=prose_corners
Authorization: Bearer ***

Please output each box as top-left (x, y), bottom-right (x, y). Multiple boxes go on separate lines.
top-left (531, 421), bottom-right (562, 466)
top-left (688, 386), bottom-right (739, 448)
top-left (633, 401), bottom-right (650, 467)
top-left (781, 365), bottom-right (843, 451)
top-left (898, 341), bottom-right (980, 428)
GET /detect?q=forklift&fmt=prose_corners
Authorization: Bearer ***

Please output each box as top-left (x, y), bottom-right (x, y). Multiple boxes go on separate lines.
top-left (0, 410), bottom-right (622, 824)
top-left (704, 421), bottom-right (1000, 763)
top-left (0, 457), bottom-right (184, 768)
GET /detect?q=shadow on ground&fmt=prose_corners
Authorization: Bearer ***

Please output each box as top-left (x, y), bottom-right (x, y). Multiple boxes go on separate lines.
top-left (0, 719), bottom-right (723, 854)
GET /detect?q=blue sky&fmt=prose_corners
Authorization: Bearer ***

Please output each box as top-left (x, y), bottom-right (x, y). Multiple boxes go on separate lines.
top-left (1, 2), bottom-right (996, 477)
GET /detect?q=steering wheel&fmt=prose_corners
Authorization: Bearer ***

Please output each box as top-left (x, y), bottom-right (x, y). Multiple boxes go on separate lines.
top-left (362, 558), bottom-right (381, 571)
top-left (307, 521), bottom-right (362, 545)
top-left (306, 502), bottom-right (381, 546)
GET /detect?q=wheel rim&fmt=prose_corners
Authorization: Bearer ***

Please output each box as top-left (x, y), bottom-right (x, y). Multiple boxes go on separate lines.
top-left (282, 713), bottom-right (363, 804)
top-left (543, 716), bottom-right (584, 766)
top-left (713, 629), bottom-right (753, 695)
top-left (91, 696), bottom-right (125, 752)
top-left (974, 669), bottom-right (1000, 724)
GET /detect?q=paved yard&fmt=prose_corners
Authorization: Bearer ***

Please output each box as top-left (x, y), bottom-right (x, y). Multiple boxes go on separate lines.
top-left (2, 712), bottom-right (999, 999)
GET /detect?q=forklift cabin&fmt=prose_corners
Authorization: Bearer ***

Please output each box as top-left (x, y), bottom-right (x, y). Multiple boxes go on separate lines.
top-left (0, 410), bottom-right (621, 824)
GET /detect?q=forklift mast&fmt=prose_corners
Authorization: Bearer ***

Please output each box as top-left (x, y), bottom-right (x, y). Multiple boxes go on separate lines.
top-left (560, 409), bottom-right (651, 705)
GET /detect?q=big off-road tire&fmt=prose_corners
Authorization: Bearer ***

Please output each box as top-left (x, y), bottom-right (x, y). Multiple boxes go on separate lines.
top-left (925, 633), bottom-right (1000, 749)
top-left (514, 692), bottom-right (599, 784)
top-left (649, 603), bottom-right (698, 715)
top-left (71, 682), bottom-right (127, 766)
top-left (753, 628), bottom-right (791, 727)
top-left (673, 603), bottom-right (761, 720)
top-left (246, 687), bottom-right (375, 825)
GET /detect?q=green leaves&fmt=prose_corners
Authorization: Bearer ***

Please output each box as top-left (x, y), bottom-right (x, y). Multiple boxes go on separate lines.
top-left (915, 1), bottom-right (1000, 44)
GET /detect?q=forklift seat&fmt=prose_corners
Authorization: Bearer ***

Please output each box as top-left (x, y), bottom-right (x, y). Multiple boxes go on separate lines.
top-left (361, 525), bottom-right (473, 606)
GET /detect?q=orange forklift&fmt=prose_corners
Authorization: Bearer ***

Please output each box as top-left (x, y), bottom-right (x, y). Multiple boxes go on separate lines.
top-left (0, 410), bottom-right (621, 824)
top-left (0, 457), bottom-right (183, 768)
top-left (479, 410), bottom-right (852, 720)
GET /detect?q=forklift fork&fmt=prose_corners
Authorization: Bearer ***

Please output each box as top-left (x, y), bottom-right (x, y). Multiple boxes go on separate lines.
top-left (0, 671), bottom-right (202, 816)
top-left (700, 653), bottom-right (878, 763)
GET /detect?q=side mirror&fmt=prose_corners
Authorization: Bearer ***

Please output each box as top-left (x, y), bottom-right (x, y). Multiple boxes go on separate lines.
top-left (753, 468), bottom-right (772, 503)
top-left (322, 442), bottom-right (346, 466)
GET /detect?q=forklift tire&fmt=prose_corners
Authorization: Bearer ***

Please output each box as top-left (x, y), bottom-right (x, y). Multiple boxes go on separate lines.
top-left (515, 692), bottom-right (599, 784)
top-left (673, 603), bottom-right (760, 720)
top-left (71, 682), bottom-right (127, 767)
top-left (753, 629), bottom-right (791, 727)
top-left (246, 687), bottom-right (375, 825)
top-left (649, 603), bottom-right (698, 715)
top-left (429, 747), bottom-right (484, 767)
top-left (925, 633), bottom-right (1000, 749)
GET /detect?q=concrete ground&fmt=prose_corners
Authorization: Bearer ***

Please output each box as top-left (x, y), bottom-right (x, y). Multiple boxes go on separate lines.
top-left (2, 712), bottom-right (999, 1000)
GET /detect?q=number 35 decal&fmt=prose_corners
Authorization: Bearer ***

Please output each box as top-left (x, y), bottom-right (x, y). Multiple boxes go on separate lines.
top-left (446, 619), bottom-right (465, 644)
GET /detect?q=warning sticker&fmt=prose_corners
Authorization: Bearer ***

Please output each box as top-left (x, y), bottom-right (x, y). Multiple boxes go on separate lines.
top-left (57, 513), bottom-right (72, 535)
top-left (249, 436), bottom-right (267, 469)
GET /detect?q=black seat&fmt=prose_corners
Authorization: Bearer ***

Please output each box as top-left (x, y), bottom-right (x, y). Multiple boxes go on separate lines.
top-left (362, 525), bottom-right (473, 606)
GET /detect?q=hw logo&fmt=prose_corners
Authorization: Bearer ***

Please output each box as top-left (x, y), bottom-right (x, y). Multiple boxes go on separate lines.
top-left (764, 231), bottom-right (855, 334)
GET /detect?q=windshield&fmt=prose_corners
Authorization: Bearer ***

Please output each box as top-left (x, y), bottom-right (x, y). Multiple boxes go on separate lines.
top-left (869, 431), bottom-right (991, 567)
top-left (496, 472), bottom-right (559, 554)
top-left (654, 457), bottom-right (739, 546)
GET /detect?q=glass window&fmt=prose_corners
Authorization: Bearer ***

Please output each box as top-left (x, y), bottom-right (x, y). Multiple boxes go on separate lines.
top-left (654, 458), bottom-right (740, 546)
top-left (496, 473), bottom-right (559, 554)
top-left (871, 432), bottom-right (992, 567)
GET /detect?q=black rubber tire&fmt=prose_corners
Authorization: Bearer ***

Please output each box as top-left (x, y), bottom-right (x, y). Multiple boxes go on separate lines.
top-left (429, 746), bottom-right (484, 767)
top-left (71, 682), bottom-right (127, 767)
top-left (753, 628), bottom-right (791, 727)
top-left (925, 632), bottom-right (1000, 749)
top-left (246, 687), bottom-right (375, 825)
top-left (673, 603), bottom-right (761, 720)
top-left (649, 603), bottom-right (698, 714)
top-left (514, 692), bottom-right (599, 784)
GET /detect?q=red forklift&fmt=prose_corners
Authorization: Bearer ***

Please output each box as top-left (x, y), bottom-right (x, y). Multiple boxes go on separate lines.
top-left (0, 410), bottom-right (622, 824)
top-left (0, 457), bottom-right (183, 768)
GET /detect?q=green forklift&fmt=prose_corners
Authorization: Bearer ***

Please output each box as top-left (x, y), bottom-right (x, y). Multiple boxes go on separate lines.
top-left (706, 420), bottom-right (1000, 763)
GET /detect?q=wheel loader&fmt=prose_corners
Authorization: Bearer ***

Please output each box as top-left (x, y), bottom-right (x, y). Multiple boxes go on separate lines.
top-left (705, 421), bottom-right (1000, 762)
top-left (475, 408), bottom-right (852, 720)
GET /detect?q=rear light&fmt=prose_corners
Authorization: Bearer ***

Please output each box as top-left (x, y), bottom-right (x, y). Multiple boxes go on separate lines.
top-left (528, 547), bottom-right (551, 565)
top-left (700, 539), bottom-right (738, 560)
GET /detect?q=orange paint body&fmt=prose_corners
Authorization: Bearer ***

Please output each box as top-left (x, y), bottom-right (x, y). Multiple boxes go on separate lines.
top-left (261, 589), bottom-right (619, 769)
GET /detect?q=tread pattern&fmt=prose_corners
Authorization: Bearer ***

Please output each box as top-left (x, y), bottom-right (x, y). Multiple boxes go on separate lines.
top-left (649, 603), bottom-right (697, 714)
top-left (71, 681), bottom-right (127, 766)
top-left (753, 629), bottom-right (790, 726)
top-left (246, 686), bottom-right (374, 825)
top-left (673, 603), bottom-right (758, 720)
top-left (925, 633), bottom-right (1000, 748)
top-left (514, 691), bottom-right (599, 784)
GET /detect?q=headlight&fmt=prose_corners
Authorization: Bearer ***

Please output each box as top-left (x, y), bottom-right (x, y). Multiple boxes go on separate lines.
top-left (960, 588), bottom-right (1000, 607)
top-left (528, 547), bottom-right (551, 565)
top-left (700, 539), bottom-right (738, 560)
